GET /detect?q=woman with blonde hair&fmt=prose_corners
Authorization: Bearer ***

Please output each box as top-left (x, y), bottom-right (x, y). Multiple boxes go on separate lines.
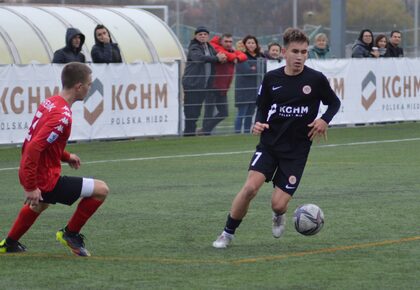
top-left (308, 33), bottom-right (331, 59)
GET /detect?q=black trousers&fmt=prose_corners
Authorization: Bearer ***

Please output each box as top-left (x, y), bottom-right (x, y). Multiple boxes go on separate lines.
top-left (202, 91), bottom-right (228, 134)
top-left (183, 90), bottom-right (206, 136)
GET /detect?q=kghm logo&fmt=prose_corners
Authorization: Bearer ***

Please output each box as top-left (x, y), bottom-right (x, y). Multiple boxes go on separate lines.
top-left (84, 78), bottom-right (104, 125)
top-left (361, 71), bottom-right (376, 110)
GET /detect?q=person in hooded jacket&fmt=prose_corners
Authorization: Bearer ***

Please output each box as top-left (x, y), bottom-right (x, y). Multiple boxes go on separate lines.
top-left (91, 24), bottom-right (122, 63)
top-left (351, 29), bottom-right (379, 58)
top-left (53, 28), bottom-right (86, 63)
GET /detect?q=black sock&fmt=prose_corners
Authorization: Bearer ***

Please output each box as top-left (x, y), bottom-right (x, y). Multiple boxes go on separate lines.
top-left (5, 237), bottom-right (18, 246)
top-left (223, 214), bottom-right (242, 235)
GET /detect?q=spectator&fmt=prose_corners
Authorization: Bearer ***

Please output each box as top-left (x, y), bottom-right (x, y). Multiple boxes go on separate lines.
top-left (386, 30), bottom-right (404, 57)
top-left (351, 29), bottom-right (378, 58)
top-left (199, 34), bottom-right (247, 135)
top-left (265, 42), bottom-right (282, 62)
top-left (308, 33), bottom-right (332, 59)
top-left (52, 28), bottom-right (86, 63)
top-left (236, 40), bottom-right (246, 52)
top-left (374, 34), bottom-right (388, 57)
top-left (234, 35), bottom-right (264, 134)
top-left (182, 26), bottom-right (226, 136)
top-left (91, 24), bottom-right (122, 63)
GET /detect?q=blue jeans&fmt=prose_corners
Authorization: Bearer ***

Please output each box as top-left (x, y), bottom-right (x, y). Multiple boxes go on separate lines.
top-left (234, 103), bottom-right (256, 134)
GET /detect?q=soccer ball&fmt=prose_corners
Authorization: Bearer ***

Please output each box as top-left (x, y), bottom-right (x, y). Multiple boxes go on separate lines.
top-left (293, 204), bottom-right (324, 236)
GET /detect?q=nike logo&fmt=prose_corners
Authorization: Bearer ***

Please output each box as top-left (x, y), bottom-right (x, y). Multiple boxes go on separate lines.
top-left (272, 85), bottom-right (282, 91)
top-left (285, 184), bottom-right (296, 190)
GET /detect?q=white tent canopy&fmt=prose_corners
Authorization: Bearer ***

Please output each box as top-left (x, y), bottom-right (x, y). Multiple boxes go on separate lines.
top-left (0, 5), bottom-right (185, 64)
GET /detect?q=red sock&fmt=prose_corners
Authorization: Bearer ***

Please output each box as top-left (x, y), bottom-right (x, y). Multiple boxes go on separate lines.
top-left (7, 204), bottom-right (41, 241)
top-left (67, 198), bottom-right (103, 233)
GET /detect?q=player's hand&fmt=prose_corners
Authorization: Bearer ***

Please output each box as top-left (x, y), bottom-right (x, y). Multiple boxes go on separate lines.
top-left (308, 118), bottom-right (328, 142)
top-left (252, 122), bottom-right (269, 135)
top-left (68, 153), bottom-right (81, 169)
top-left (24, 188), bottom-right (42, 206)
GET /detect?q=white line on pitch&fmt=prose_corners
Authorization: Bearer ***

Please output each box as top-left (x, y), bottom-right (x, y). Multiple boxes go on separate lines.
top-left (1, 137), bottom-right (420, 172)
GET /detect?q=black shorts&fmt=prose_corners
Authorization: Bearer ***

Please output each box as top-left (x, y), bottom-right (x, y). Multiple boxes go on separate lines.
top-left (41, 176), bottom-right (83, 206)
top-left (248, 145), bottom-right (308, 196)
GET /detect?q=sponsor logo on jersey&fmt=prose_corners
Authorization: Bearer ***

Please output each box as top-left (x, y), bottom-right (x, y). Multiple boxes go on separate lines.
top-left (267, 104), bottom-right (277, 121)
top-left (267, 104), bottom-right (309, 120)
top-left (47, 131), bottom-right (59, 143)
top-left (272, 85), bottom-right (282, 91)
top-left (302, 85), bottom-right (312, 94)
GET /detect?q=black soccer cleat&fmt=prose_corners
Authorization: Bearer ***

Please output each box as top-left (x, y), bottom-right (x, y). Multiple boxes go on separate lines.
top-left (56, 229), bottom-right (91, 257)
top-left (0, 239), bottom-right (27, 253)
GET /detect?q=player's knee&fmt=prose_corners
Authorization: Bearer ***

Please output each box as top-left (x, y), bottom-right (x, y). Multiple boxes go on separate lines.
top-left (272, 203), bottom-right (288, 215)
top-left (241, 184), bottom-right (259, 200)
top-left (93, 180), bottom-right (109, 201)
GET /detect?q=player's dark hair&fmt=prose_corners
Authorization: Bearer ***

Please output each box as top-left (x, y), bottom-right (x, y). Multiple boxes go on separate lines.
top-left (61, 62), bottom-right (92, 89)
top-left (283, 28), bottom-right (309, 48)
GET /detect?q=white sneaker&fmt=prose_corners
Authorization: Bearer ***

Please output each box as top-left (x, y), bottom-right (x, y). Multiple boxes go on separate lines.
top-left (212, 232), bottom-right (233, 249)
top-left (272, 212), bottom-right (286, 238)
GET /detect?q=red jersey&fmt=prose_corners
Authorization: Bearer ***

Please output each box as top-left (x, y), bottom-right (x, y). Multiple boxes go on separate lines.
top-left (19, 95), bottom-right (72, 192)
top-left (210, 36), bottom-right (247, 94)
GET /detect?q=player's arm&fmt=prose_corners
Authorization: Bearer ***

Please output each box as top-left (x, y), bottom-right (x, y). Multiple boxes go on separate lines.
top-left (20, 111), bottom-right (66, 193)
top-left (308, 74), bottom-right (341, 141)
top-left (253, 75), bottom-right (271, 135)
top-left (20, 143), bottom-right (44, 206)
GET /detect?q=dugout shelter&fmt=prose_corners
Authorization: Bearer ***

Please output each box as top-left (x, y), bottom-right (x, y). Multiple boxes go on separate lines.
top-left (0, 5), bottom-right (185, 64)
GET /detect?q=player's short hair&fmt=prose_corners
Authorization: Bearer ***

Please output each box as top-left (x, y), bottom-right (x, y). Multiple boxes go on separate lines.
top-left (283, 28), bottom-right (309, 48)
top-left (61, 62), bottom-right (92, 89)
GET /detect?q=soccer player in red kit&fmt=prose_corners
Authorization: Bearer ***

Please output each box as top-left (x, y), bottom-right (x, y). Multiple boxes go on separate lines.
top-left (0, 62), bottom-right (109, 257)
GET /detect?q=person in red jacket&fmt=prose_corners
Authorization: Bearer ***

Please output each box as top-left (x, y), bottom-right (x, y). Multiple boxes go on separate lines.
top-left (0, 62), bottom-right (109, 257)
top-left (199, 33), bottom-right (247, 135)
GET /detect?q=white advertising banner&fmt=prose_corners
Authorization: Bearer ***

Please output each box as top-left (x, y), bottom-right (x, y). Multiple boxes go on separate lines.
top-left (0, 62), bottom-right (179, 144)
top-left (267, 58), bottom-right (420, 125)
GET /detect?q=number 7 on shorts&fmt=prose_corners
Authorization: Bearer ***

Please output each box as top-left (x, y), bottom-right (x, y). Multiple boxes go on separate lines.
top-left (251, 151), bottom-right (262, 166)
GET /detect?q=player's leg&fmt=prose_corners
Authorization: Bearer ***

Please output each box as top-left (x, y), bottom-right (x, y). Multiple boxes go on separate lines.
top-left (0, 203), bottom-right (49, 253)
top-left (230, 170), bottom-right (266, 220)
top-left (213, 147), bottom-right (276, 248)
top-left (271, 187), bottom-right (292, 238)
top-left (53, 177), bottom-right (109, 257)
top-left (271, 156), bottom-right (307, 238)
top-left (213, 171), bottom-right (266, 248)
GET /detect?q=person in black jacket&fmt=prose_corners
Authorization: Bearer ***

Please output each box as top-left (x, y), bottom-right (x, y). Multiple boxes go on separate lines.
top-left (91, 24), bottom-right (122, 63)
top-left (212, 28), bottom-right (341, 249)
top-left (386, 30), bottom-right (404, 57)
top-left (52, 28), bottom-right (86, 63)
top-left (182, 26), bottom-right (226, 136)
top-left (351, 29), bottom-right (378, 58)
